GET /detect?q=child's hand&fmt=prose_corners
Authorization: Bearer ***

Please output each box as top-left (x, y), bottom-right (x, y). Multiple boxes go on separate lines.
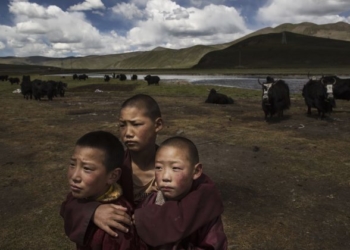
top-left (93, 204), bottom-right (132, 237)
top-left (131, 214), bottom-right (135, 225)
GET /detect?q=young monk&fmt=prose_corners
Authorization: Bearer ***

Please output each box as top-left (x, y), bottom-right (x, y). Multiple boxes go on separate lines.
top-left (60, 94), bottom-right (224, 246)
top-left (60, 131), bottom-right (147, 249)
top-left (135, 136), bottom-right (227, 249)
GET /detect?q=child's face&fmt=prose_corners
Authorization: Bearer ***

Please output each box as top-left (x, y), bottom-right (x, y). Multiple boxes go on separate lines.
top-left (119, 106), bottom-right (162, 152)
top-left (155, 146), bottom-right (202, 201)
top-left (68, 146), bottom-right (112, 200)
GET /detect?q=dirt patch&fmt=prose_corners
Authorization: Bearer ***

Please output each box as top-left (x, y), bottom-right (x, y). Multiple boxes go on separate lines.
top-left (0, 83), bottom-right (349, 249)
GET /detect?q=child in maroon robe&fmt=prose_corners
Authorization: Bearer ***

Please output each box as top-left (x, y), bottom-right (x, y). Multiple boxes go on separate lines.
top-left (60, 131), bottom-right (147, 250)
top-left (135, 136), bottom-right (228, 249)
top-left (60, 94), bottom-right (224, 247)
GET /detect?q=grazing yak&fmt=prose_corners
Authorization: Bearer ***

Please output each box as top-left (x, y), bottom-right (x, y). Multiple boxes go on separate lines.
top-left (104, 75), bottom-right (110, 82)
top-left (320, 75), bottom-right (350, 101)
top-left (78, 74), bottom-right (88, 80)
top-left (20, 75), bottom-right (67, 101)
top-left (258, 77), bottom-right (290, 120)
top-left (205, 88), bottom-right (234, 104)
top-left (302, 77), bottom-right (336, 119)
top-left (8, 77), bottom-right (20, 85)
top-left (131, 74), bottom-right (138, 80)
top-left (55, 81), bottom-right (67, 97)
top-left (21, 75), bottom-right (32, 99)
top-left (144, 75), bottom-right (160, 85)
top-left (119, 74), bottom-right (127, 81)
top-left (0, 75), bottom-right (8, 81)
top-left (32, 80), bottom-right (68, 101)
top-left (32, 80), bottom-right (51, 101)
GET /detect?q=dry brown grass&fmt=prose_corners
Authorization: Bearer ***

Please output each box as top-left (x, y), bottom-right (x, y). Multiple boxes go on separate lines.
top-left (0, 78), bottom-right (349, 249)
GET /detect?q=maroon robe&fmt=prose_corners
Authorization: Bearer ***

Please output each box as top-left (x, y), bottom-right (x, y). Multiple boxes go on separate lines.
top-left (61, 193), bottom-right (147, 250)
top-left (139, 191), bottom-right (227, 249)
top-left (60, 151), bottom-right (134, 244)
top-left (60, 150), bottom-right (224, 246)
top-left (134, 174), bottom-right (225, 247)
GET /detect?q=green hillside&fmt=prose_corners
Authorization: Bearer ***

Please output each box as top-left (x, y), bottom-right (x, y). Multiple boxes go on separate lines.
top-left (194, 31), bottom-right (350, 69)
top-left (113, 44), bottom-right (227, 69)
top-left (1, 22), bottom-right (350, 70)
top-left (30, 52), bottom-right (143, 69)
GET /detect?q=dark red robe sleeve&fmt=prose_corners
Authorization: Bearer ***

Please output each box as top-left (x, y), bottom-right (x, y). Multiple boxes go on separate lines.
top-left (76, 197), bottom-right (148, 250)
top-left (134, 174), bottom-right (224, 247)
top-left (60, 192), bottom-right (100, 245)
top-left (188, 216), bottom-right (228, 250)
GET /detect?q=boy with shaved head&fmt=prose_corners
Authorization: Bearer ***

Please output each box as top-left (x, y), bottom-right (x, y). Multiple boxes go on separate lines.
top-left (135, 136), bottom-right (228, 249)
top-left (61, 131), bottom-right (147, 249)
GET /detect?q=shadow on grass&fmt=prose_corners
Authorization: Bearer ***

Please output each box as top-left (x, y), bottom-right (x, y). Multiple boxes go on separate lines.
top-left (265, 115), bottom-right (292, 124)
top-left (69, 83), bottom-right (139, 92)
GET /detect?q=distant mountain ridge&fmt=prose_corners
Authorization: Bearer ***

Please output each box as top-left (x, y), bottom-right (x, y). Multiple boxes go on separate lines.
top-left (249, 21), bottom-right (350, 42)
top-left (0, 21), bottom-right (349, 70)
top-left (194, 31), bottom-right (350, 69)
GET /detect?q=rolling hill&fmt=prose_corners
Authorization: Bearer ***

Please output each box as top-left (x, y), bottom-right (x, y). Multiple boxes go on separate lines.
top-left (0, 21), bottom-right (350, 70)
top-left (193, 31), bottom-right (350, 69)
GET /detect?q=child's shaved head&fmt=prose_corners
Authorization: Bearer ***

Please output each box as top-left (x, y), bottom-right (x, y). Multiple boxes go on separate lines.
top-left (75, 130), bottom-right (124, 172)
top-left (159, 136), bottom-right (199, 166)
top-left (121, 94), bottom-right (161, 120)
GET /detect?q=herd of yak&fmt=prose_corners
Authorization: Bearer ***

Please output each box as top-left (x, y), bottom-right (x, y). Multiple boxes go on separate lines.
top-left (72, 73), bottom-right (160, 86)
top-left (1, 73), bottom-right (349, 120)
top-left (205, 74), bottom-right (350, 120)
top-left (255, 75), bottom-right (349, 120)
top-left (0, 74), bottom-right (67, 101)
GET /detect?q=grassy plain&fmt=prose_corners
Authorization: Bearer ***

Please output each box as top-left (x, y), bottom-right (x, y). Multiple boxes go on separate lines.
top-left (0, 74), bottom-right (349, 250)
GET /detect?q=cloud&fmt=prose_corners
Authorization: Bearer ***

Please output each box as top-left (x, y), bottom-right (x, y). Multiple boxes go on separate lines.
top-left (256, 0), bottom-right (350, 26)
top-left (68, 0), bottom-right (105, 12)
top-left (163, 7), bottom-right (190, 20)
top-left (189, 0), bottom-right (227, 8)
top-left (2, 0), bottom-right (251, 57)
top-left (0, 41), bottom-right (5, 50)
top-left (125, 1), bottom-right (251, 50)
top-left (9, 1), bottom-right (62, 20)
top-left (111, 2), bottom-right (147, 20)
top-left (4, 0), bottom-right (117, 56)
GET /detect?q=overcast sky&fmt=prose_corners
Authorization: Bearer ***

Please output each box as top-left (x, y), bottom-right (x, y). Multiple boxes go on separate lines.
top-left (0, 0), bottom-right (349, 57)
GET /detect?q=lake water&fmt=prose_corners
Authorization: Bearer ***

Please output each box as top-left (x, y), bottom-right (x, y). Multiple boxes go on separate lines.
top-left (57, 74), bottom-right (310, 94)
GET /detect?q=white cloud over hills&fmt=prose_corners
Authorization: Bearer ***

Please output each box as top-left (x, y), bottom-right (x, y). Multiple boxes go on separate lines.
top-left (0, 0), bottom-right (349, 57)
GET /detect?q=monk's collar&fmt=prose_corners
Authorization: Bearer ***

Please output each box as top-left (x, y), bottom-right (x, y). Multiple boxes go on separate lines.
top-left (96, 183), bottom-right (123, 202)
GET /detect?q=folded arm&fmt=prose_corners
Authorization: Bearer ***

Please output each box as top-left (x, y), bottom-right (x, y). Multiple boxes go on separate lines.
top-left (191, 216), bottom-right (228, 250)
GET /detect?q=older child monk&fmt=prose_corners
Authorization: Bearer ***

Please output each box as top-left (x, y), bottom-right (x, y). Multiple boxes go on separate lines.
top-left (135, 136), bottom-right (227, 249)
top-left (60, 94), bottom-right (224, 246)
top-left (60, 131), bottom-right (147, 249)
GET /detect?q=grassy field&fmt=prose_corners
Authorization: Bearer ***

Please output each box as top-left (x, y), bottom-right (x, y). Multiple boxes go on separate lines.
top-left (0, 74), bottom-right (349, 249)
